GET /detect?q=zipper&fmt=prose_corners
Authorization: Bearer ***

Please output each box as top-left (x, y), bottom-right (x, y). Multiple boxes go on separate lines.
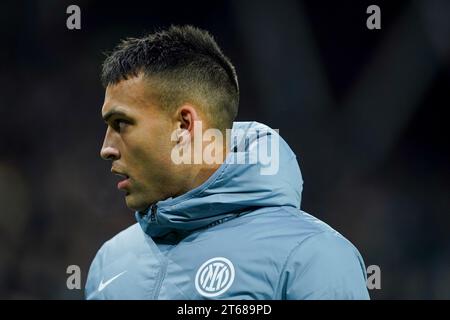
top-left (150, 204), bottom-right (157, 222)
top-left (152, 256), bottom-right (168, 299)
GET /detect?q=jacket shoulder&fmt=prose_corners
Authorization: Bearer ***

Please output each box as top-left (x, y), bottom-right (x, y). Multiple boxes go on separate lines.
top-left (85, 223), bottom-right (149, 298)
top-left (273, 208), bottom-right (370, 299)
top-left (99, 223), bottom-right (145, 254)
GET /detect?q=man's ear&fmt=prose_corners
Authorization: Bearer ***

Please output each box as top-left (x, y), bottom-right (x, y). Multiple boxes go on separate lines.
top-left (178, 104), bottom-right (200, 133)
top-left (174, 104), bottom-right (200, 144)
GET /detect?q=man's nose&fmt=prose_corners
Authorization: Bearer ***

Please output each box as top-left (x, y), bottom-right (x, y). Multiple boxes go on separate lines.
top-left (100, 146), bottom-right (120, 161)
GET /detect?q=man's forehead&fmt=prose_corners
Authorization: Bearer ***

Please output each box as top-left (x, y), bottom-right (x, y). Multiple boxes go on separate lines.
top-left (102, 74), bottom-right (151, 116)
top-left (105, 75), bottom-right (146, 101)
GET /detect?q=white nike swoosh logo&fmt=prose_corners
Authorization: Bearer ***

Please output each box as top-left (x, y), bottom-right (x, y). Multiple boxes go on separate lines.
top-left (98, 271), bottom-right (127, 292)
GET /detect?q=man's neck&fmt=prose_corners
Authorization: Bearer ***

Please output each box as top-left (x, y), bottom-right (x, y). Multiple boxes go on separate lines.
top-left (186, 145), bottom-right (229, 193)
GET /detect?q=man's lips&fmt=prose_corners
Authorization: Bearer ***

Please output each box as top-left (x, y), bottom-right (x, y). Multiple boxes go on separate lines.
top-left (117, 178), bottom-right (130, 190)
top-left (112, 169), bottom-right (130, 190)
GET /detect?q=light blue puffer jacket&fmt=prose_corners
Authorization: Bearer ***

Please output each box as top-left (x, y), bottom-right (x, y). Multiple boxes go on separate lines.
top-left (85, 121), bottom-right (370, 300)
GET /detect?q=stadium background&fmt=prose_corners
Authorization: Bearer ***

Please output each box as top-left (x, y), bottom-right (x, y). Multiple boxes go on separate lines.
top-left (0, 0), bottom-right (449, 299)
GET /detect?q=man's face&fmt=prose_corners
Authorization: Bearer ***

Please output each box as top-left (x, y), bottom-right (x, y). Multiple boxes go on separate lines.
top-left (100, 74), bottom-right (178, 211)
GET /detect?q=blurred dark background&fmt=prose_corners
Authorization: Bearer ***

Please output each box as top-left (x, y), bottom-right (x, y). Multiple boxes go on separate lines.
top-left (0, 0), bottom-right (449, 299)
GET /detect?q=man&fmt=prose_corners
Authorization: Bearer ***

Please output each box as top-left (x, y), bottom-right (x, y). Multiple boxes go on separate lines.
top-left (85, 25), bottom-right (370, 299)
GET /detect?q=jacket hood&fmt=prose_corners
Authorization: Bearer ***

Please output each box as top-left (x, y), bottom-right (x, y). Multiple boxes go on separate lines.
top-left (136, 121), bottom-right (303, 239)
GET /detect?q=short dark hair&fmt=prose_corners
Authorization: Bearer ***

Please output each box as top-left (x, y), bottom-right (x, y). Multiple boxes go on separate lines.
top-left (101, 25), bottom-right (239, 130)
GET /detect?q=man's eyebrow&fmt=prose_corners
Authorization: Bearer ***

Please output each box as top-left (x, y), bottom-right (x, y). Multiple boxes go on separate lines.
top-left (102, 109), bottom-right (128, 122)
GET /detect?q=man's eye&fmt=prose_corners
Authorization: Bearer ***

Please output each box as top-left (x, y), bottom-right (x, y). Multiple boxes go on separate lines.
top-left (113, 119), bottom-right (128, 131)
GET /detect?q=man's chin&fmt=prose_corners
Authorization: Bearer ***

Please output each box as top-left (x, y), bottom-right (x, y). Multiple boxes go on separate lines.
top-left (124, 194), bottom-right (150, 212)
